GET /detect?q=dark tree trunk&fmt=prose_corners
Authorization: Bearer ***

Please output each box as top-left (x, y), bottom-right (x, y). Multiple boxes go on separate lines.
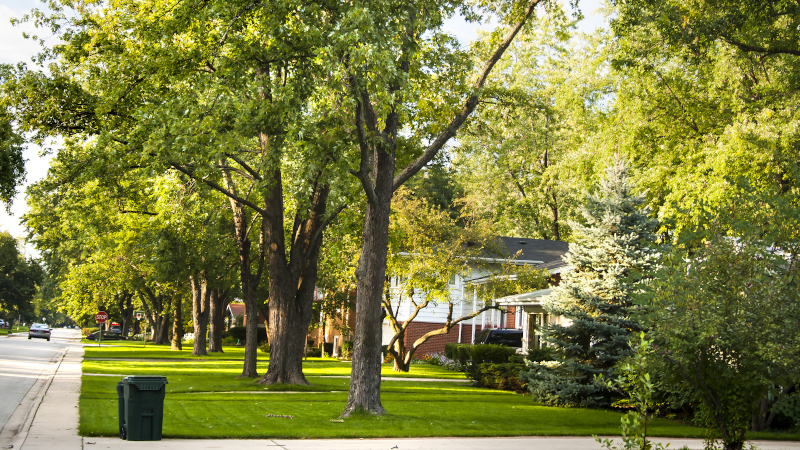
top-left (138, 286), bottom-right (170, 344)
top-left (342, 142), bottom-right (394, 416)
top-left (190, 272), bottom-right (211, 356)
top-left (220, 159), bottom-right (266, 378)
top-left (258, 161), bottom-right (329, 386)
top-left (118, 291), bottom-right (134, 337)
top-left (208, 288), bottom-right (230, 353)
top-left (156, 312), bottom-right (170, 344)
top-left (341, 0), bottom-right (538, 416)
top-left (171, 295), bottom-right (183, 351)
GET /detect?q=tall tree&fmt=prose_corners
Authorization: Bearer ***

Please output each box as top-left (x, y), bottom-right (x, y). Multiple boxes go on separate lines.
top-left (0, 231), bottom-right (42, 319)
top-left (605, 0), bottom-right (800, 245)
top-left (521, 158), bottom-right (660, 407)
top-left (383, 188), bottom-right (505, 372)
top-left (4, 0), bottom-right (349, 381)
top-left (339, 0), bottom-right (548, 417)
top-left (455, 12), bottom-right (610, 241)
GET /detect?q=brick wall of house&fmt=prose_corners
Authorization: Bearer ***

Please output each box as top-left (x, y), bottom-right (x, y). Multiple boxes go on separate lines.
top-left (505, 306), bottom-right (516, 328)
top-left (401, 321), bottom-right (485, 356)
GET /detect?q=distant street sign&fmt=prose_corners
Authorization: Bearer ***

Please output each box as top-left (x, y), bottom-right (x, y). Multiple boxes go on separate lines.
top-left (95, 311), bottom-right (108, 323)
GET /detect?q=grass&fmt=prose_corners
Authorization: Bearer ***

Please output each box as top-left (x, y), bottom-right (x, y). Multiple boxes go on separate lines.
top-left (0, 326), bottom-right (29, 335)
top-left (80, 347), bottom-right (800, 441)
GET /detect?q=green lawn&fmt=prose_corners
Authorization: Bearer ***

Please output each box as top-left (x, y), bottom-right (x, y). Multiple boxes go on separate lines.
top-left (0, 326), bottom-right (29, 335)
top-left (80, 350), bottom-right (800, 441)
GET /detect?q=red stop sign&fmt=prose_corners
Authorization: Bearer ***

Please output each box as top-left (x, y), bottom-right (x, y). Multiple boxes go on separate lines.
top-left (95, 311), bottom-right (108, 323)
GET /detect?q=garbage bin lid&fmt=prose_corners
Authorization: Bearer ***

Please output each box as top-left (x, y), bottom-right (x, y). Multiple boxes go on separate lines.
top-left (122, 375), bottom-right (168, 390)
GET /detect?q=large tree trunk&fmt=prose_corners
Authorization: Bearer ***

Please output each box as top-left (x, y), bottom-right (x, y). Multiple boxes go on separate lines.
top-left (258, 163), bottom-right (328, 385)
top-left (190, 272), bottom-right (211, 356)
top-left (342, 142), bottom-right (394, 417)
top-left (221, 161), bottom-right (265, 378)
top-left (208, 288), bottom-right (229, 353)
top-left (138, 287), bottom-right (170, 344)
top-left (171, 295), bottom-right (183, 351)
top-left (241, 276), bottom-right (259, 377)
top-left (118, 291), bottom-right (134, 337)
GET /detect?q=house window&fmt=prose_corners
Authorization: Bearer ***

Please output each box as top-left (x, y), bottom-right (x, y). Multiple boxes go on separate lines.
top-left (449, 274), bottom-right (457, 286)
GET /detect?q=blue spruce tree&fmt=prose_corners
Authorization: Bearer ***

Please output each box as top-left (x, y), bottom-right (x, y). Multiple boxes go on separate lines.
top-left (521, 158), bottom-right (660, 407)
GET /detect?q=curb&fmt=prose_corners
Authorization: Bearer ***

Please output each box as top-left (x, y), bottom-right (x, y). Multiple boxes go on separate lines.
top-left (0, 348), bottom-right (67, 450)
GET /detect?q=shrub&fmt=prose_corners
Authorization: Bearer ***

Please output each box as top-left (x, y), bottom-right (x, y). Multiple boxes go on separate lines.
top-left (445, 343), bottom-right (471, 361)
top-left (422, 353), bottom-right (465, 372)
top-left (258, 341), bottom-right (270, 353)
top-left (305, 347), bottom-right (322, 358)
top-left (321, 342), bottom-right (334, 357)
top-left (454, 345), bottom-right (472, 366)
top-left (469, 344), bottom-right (517, 365)
top-left (225, 326), bottom-right (267, 343)
top-left (82, 327), bottom-right (99, 336)
top-left (341, 340), bottom-right (353, 359)
top-left (526, 346), bottom-right (553, 363)
top-left (221, 336), bottom-right (240, 346)
top-left (467, 362), bottom-right (526, 392)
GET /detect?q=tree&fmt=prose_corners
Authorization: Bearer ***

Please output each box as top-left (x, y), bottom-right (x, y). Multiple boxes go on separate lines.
top-left (521, 157), bottom-right (660, 407)
top-left (0, 106), bottom-right (25, 211)
top-left (382, 188), bottom-right (507, 372)
top-left (0, 231), bottom-right (42, 319)
top-left (643, 234), bottom-right (800, 450)
top-left (340, 0), bottom-right (547, 417)
top-left (4, 0), bottom-right (347, 381)
top-left (604, 0), bottom-right (800, 245)
top-left (455, 11), bottom-right (610, 241)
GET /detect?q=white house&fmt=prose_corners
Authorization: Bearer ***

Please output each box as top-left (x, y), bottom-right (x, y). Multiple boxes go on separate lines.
top-left (382, 237), bottom-right (570, 355)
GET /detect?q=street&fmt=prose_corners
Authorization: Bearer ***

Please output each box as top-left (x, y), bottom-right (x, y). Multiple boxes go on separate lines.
top-left (0, 328), bottom-right (81, 432)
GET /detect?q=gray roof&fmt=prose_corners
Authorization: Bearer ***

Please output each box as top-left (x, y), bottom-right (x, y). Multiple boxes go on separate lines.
top-left (498, 237), bottom-right (569, 269)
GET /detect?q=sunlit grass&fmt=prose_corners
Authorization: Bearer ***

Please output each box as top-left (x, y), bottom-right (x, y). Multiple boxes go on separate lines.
top-left (81, 348), bottom-right (800, 441)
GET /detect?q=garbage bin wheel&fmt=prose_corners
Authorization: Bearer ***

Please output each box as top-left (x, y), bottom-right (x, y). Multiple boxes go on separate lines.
top-left (120, 424), bottom-right (126, 440)
top-left (47, 337), bottom-right (50, 341)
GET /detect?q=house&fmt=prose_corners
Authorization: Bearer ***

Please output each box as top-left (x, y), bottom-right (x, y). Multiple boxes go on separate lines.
top-left (225, 302), bottom-right (266, 329)
top-left (382, 237), bottom-right (570, 356)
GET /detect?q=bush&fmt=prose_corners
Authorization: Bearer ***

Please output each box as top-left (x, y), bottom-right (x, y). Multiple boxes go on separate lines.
top-left (258, 341), bottom-right (270, 353)
top-left (469, 344), bottom-right (517, 365)
top-left (221, 336), bottom-right (241, 346)
top-left (526, 347), bottom-right (553, 363)
top-left (467, 362), bottom-right (526, 392)
top-left (225, 326), bottom-right (267, 343)
top-left (305, 347), bottom-right (322, 358)
top-left (341, 340), bottom-right (353, 359)
top-left (82, 327), bottom-right (99, 336)
top-left (421, 353), bottom-right (465, 372)
top-left (445, 343), bottom-right (471, 361)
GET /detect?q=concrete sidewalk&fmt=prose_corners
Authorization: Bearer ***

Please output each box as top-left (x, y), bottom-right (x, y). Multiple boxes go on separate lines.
top-left (16, 347), bottom-right (800, 450)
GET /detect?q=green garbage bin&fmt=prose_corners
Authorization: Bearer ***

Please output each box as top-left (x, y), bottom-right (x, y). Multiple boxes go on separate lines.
top-left (116, 382), bottom-right (126, 439)
top-left (120, 375), bottom-right (168, 441)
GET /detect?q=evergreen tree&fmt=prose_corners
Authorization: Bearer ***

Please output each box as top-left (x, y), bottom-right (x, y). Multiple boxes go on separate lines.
top-left (521, 157), bottom-right (660, 407)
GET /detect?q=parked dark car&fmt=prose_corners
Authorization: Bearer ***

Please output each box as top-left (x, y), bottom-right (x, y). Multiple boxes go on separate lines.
top-left (474, 328), bottom-right (523, 348)
top-left (29, 323), bottom-right (51, 341)
top-left (86, 330), bottom-right (125, 340)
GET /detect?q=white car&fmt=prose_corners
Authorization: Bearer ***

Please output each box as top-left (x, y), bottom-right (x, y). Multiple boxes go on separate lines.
top-left (28, 324), bottom-right (51, 341)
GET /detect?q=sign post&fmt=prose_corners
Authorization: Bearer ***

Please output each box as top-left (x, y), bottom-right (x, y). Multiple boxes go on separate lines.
top-left (95, 311), bottom-right (108, 348)
top-left (134, 310), bottom-right (145, 347)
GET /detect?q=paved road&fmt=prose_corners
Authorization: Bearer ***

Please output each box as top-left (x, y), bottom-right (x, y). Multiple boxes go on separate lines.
top-left (0, 328), bottom-right (80, 431)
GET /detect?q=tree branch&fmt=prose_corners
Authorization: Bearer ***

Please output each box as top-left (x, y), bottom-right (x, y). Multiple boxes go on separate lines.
top-left (392, 0), bottom-right (541, 190)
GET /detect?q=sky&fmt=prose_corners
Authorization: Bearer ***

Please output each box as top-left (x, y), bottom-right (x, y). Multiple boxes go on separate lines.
top-left (0, 0), bottom-right (606, 255)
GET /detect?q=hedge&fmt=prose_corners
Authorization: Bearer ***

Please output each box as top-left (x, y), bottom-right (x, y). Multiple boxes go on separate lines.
top-left (466, 362), bottom-right (527, 393)
top-left (82, 327), bottom-right (99, 336)
top-left (223, 326), bottom-right (267, 343)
